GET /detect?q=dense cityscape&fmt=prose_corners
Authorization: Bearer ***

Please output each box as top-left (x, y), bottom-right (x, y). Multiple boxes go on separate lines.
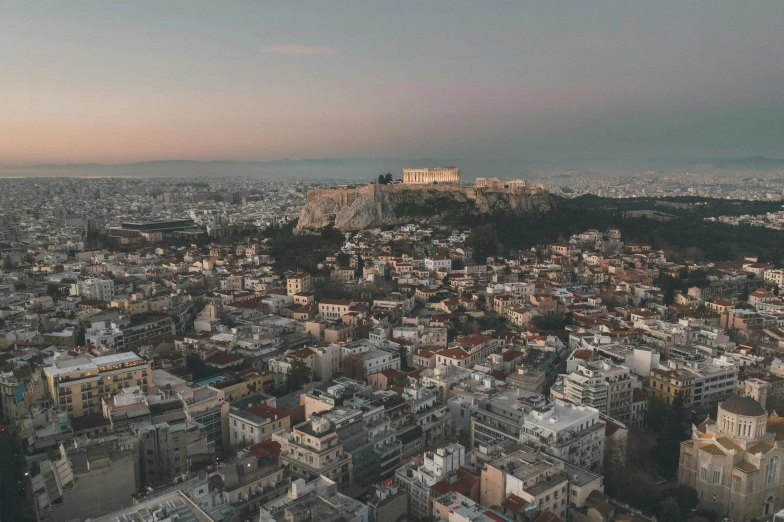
top-left (3, 2), bottom-right (784, 522)
top-left (0, 166), bottom-right (781, 522)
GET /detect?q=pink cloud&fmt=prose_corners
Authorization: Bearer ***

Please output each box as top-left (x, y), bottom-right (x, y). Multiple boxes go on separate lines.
top-left (261, 45), bottom-right (335, 55)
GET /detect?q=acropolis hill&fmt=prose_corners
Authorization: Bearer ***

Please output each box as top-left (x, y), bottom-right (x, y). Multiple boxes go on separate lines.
top-left (297, 178), bottom-right (555, 231)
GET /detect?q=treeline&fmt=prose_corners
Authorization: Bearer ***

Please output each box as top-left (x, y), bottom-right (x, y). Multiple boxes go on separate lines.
top-left (460, 199), bottom-right (784, 264)
top-left (265, 222), bottom-right (346, 273)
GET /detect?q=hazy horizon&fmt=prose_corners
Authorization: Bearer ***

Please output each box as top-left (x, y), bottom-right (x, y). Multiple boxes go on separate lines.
top-left (3, 2), bottom-right (784, 168)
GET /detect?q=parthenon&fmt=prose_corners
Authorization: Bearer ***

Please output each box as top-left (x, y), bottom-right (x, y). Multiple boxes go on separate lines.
top-left (402, 167), bottom-right (461, 184)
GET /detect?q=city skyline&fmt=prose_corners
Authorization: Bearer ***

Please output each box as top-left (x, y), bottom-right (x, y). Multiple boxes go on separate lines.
top-left (2, 1), bottom-right (784, 168)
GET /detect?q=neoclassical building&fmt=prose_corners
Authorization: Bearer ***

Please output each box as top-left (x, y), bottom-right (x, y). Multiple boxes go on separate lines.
top-left (679, 394), bottom-right (784, 521)
top-left (402, 167), bottom-right (460, 184)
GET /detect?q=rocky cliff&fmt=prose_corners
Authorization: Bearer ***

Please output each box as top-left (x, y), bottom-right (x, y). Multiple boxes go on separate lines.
top-left (297, 184), bottom-right (558, 230)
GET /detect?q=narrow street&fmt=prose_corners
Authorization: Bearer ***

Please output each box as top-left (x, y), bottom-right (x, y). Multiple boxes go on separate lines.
top-left (0, 430), bottom-right (34, 522)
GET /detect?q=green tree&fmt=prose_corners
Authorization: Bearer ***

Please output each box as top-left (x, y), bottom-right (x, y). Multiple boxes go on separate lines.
top-left (355, 254), bottom-right (365, 278)
top-left (741, 283), bottom-right (750, 302)
top-left (286, 358), bottom-right (313, 392)
top-left (660, 485), bottom-right (698, 516)
top-left (377, 174), bottom-right (386, 185)
top-left (655, 394), bottom-right (688, 477)
top-left (399, 345), bottom-right (409, 371)
top-left (658, 497), bottom-right (682, 522)
top-left (384, 173), bottom-right (393, 184)
top-left (476, 294), bottom-right (486, 311)
top-left (342, 354), bottom-right (367, 381)
top-left (647, 396), bottom-right (669, 432)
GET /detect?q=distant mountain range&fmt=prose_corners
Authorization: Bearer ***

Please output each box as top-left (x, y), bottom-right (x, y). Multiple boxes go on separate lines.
top-left (1, 155), bottom-right (782, 179)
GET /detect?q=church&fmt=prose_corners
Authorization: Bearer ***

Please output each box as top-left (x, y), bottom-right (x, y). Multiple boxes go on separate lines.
top-left (679, 392), bottom-right (784, 521)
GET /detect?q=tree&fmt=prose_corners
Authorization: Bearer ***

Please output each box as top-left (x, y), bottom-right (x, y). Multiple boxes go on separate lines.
top-left (384, 173), bottom-right (393, 184)
top-left (658, 497), bottom-right (682, 522)
top-left (476, 294), bottom-right (486, 311)
top-left (378, 174), bottom-right (386, 185)
top-left (399, 345), bottom-right (409, 371)
top-left (741, 283), bottom-right (750, 302)
top-left (660, 485), bottom-right (698, 516)
top-left (647, 396), bottom-right (669, 432)
top-left (286, 359), bottom-right (312, 392)
top-left (355, 254), bottom-right (365, 278)
top-left (655, 394), bottom-right (688, 477)
top-left (342, 354), bottom-right (367, 381)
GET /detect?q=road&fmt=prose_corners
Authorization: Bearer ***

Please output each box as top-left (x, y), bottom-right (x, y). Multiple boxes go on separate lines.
top-left (0, 429), bottom-right (34, 522)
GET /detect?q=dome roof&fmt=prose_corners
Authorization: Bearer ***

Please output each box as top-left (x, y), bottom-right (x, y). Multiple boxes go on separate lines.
top-left (720, 395), bottom-right (766, 417)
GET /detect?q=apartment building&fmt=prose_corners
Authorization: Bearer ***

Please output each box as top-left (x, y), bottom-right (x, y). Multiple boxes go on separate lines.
top-left (520, 399), bottom-right (605, 471)
top-left (121, 314), bottom-right (176, 348)
top-left (395, 443), bottom-right (466, 520)
top-left (281, 411), bottom-right (355, 491)
top-left (554, 360), bottom-right (633, 424)
top-left (229, 402), bottom-right (290, 449)
top-left (139, 421), bottom-right (211, 486)
top-left (287, 271), bottom-right (312, 295)
top-left (318, 298), bottom-right (353, 321)
top-left (179, 385), bottom-right (230, 449)
top-left (481, 449), bottom-right (571, 521)
top-left (44, 352), bottom-right (152, 418)
top-left (649, 367), bottom-right (696, 407)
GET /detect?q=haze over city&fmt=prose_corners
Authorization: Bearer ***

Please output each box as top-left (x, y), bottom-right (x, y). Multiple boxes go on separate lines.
top-left (2, 1), bottom-right (784, 175)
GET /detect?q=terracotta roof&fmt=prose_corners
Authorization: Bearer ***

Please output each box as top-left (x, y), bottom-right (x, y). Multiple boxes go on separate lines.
top-left (287, 347), bottom-right (315, 360)
top-left (734, 460), bottom-right (758, 473)
top-left (698, 443), bottom-right (727, 456)
top-left (436, 347), bottom-right (471, 360)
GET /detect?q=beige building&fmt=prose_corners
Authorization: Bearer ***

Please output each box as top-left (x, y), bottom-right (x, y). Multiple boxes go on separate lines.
top-left (281, 414), bottom-right (354, 491)
top-left (680, 394), bottom-right (784, 521)
top-left (403, 167), bottom-right (460, 184)
top-left (44, 353), bottom-right (153, 418)
top-left (287, 271), bottom-right (312, 295)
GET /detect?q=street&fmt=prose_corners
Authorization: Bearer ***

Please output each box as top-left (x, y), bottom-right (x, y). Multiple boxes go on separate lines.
top-left (0, 430), bottom-right (34, 522)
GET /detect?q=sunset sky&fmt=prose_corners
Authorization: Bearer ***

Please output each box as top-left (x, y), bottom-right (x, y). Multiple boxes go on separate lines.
top-left (2, 1), bottom-right (783, 166)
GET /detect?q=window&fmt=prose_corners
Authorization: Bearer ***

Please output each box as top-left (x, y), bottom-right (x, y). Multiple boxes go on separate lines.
top-left (766, 457), bottom-right (779, 487)
top-left (699, 466), bottom-right (708, 481)
top-left (713, 469), bottom-right (722, 484)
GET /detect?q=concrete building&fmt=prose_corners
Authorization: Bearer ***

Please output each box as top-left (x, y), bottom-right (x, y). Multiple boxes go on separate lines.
top-left (179, 385), bottom-right (230, 450)
top-left (281, 411), bottom-right (355, 492)
top-left (403, 166), bottom-right (460, 184)
top-left (287, 271), bottom-right (312, 295)
top-left (85, 320), bottom-right (125, 350)
top-left (521, 399), bottom-right (606, 471)
top-left (395, 443), bottom-right (466, 520)
top-left (480, 448), bottom-right (571, 521)
top-left (139, 421), bottom-right (211, 487)
top-left (554, 360), bottom-right (633, 424)
top-left (121, 314), bottom-right (176, 348)
top-left (30, 439), bottom-right (140, 522)
top-left (259, 476), bottom-right (368, 522)
top-left (228, 401), bottom-right (290, 449)
top-left (44, 352), bottom-right (152, 418)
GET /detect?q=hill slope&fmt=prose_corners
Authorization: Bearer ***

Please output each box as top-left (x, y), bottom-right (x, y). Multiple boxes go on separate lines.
top-left (297, 184), bottom-right (557, 230)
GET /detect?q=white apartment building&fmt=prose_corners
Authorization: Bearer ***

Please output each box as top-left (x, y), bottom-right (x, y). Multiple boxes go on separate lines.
top-left (85, 321), bottom-right (125, 349)
top-left (554, 360), bottom-right (633, 424)
top-left (71, 278), bottom-right (115, 302)
top-left (395, 443), bottom-right (465, 520)
top-left (341, 339), bottom-right (401, 376)
top-left (520, 399), bottom-right (605, 471)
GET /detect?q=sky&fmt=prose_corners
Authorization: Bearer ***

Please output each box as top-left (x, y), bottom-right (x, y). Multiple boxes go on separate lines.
top-left (2, 1), bottom-right (784, 167)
